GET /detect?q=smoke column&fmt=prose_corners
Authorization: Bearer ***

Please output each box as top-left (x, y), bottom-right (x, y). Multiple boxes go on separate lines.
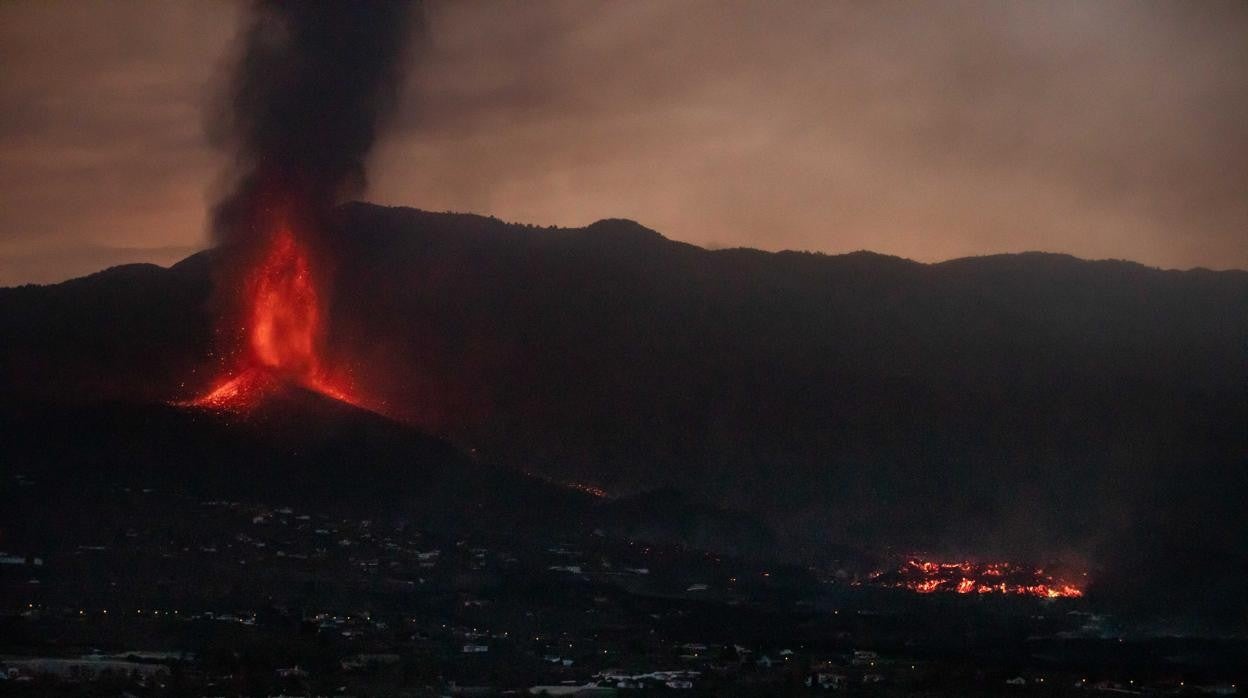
top-left (201, 1), bottom-right (418, 393)
top-left (211, 1), bottom-right (417, 250)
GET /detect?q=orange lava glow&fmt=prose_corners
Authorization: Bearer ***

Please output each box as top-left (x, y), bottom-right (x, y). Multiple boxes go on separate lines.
top-left (250, 227), bottom-right (319, 377)
top-left (186, 217), bottom-right (359, 412)
top-left (864, 558), bottom-right (1084, 599)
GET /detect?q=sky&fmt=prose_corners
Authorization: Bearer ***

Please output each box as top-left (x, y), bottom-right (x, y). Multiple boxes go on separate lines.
top-left (1, 1), bottom-right (1246, 285)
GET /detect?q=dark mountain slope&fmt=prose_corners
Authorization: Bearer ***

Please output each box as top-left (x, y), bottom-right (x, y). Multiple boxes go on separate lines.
top-left (0, 388), bottom-right (563, 525)
top-left (1, 385), bottom-right (781, 561)
top-left (0, 256), bottom-right (214, 404)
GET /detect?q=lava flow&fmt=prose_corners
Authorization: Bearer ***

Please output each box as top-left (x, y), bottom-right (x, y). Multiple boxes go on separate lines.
top-left (863, 557), bottom-right (1084, 599)
top-left (187, 218), bottom-right (358, 412)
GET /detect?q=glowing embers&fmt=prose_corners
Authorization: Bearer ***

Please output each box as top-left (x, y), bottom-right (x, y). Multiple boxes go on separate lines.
top-left (864, 558), bottom-right (1084, 599)
top-left (187, 366), bottom-right (284, 411)
top-left (186, 221), bottom-right (358, 413)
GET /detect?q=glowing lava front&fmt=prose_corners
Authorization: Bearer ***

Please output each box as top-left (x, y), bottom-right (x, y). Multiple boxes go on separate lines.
top-left (187, 220), bottom-right (358, 412)
top-left (863, 558), bottom-right (1084, 599)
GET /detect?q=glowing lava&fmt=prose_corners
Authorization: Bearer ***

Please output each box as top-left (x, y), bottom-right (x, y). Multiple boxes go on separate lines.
top-left (250, 226), bottom-right (320, 377)
top-left (862, 558), bottom-right (1084, 599)
top-left (187, 219), bottom-right (358, 412)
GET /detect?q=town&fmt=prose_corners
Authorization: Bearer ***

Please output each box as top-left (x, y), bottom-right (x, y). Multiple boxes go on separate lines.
top-left (2, 473), bottom-right (1241, 696)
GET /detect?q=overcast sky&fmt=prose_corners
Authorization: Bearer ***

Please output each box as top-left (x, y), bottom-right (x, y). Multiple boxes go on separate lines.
top-left (2, 0), bottom-right (1246, 285)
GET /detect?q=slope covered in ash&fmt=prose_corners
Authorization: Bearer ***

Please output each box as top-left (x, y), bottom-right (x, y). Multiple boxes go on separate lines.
top-left (1, 386), bottom-right (779, 563)
top-left (2, 202), bottom-right (1246, 616)
top-left (1, 387), bottom-right (562, 526)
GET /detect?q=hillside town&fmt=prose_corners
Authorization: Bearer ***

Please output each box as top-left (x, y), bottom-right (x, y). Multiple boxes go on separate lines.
top-left (3, 473), bottom-right (1241, 696)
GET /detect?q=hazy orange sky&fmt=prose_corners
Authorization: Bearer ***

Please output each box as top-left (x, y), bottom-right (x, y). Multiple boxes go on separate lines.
top-left (2, 0), bottom-right (1246, 285)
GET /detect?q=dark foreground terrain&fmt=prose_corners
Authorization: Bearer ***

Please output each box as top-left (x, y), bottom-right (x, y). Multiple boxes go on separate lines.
top-left (2, 399), bottom-right (1244, 696)
top-left (3, 474), bottom-right (1244, 697)
top-left (2, 474), bottom-right (1238, 698)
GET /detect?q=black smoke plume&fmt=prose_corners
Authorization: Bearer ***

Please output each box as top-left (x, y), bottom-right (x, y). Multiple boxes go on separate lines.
top-left (204, 1), bottom-right (419, 371)
top-left (210, 0), bottom-right (418, 251)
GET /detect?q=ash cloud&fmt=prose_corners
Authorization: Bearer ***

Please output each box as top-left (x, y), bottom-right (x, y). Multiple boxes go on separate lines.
top-left (210, 0), bottom-right (419, 249)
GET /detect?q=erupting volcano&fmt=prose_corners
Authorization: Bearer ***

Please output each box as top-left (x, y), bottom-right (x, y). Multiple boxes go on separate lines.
top-left (188, 214), bottom-right (358, 412)
top-left (179, 2), bottom-right (414, 414)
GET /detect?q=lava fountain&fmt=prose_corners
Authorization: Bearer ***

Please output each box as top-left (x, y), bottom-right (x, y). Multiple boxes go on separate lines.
top-left (188, 212), bottom-right (358, 411)
top-left (182, 2), bottom-right (415, 413)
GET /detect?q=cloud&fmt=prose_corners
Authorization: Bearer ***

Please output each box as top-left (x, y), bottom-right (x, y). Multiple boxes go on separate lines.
top-left (1, 0), bottom-right (1246, 285)
top-left (0, 0), bottom-right (235, 283)
top-left (373, 0), bottom-right (1248, 270)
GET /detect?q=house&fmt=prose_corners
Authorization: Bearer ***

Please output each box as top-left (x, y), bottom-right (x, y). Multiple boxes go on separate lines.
top-left (340, 653), bottom-right (400, 671)
top-left (851, 650), bottom-right (880, 667)
top-left (806, 673), bottom-right (848, 689)
top-left (276, 666), bottom-right (307, 678)
top-left (528, 686), bottom-right (616, 696)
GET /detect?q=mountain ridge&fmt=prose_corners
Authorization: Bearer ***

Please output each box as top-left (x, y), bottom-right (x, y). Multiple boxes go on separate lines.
top-left (9, 202), bottom-right (1245, 293)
